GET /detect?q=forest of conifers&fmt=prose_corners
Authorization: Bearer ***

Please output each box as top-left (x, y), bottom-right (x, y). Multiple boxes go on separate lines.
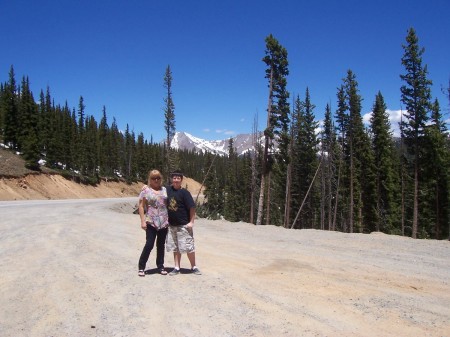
top-left (1, 28), bottom-right (449, 239)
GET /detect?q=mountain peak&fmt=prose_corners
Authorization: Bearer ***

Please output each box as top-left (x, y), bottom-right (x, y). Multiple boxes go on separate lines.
top-left (170, 131), bottom-right (262, 156)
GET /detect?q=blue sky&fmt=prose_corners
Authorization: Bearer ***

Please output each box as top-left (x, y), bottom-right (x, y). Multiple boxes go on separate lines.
top-left (1, 0), bottom-right (449, 141)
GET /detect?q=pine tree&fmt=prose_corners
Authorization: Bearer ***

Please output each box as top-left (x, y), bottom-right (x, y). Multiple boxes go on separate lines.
top-left (356, 116), bottom-right (377, 233)
top-left (76, 96), bottom-right (86, 173)
top-left (347, 71), bottom-right (377, 233)
top-left (69, 108), bottom-right (78, 171)
top-left (0, 82), bottom-right (5, 138)
top-left (85, 115), bottom-right (99, 178)
top-left (3, 66), bottom-right (19, 149)
top-left (163, 65), bottom-right (177, 181)
top-left (61, 103), bottom-right (76, 170)
top-left (256, 34), bottom-right (289, 226)
top-left (290, 89), bottom-right (319, 228)
top-left (18, 76), bottom-right (40, 170)
top-left (109, 117), bottom-right (122, 177)
top-left (321, 103), bottom-right (338, 231)
top-left (345, 70), bottom-right (359, 233)
top-left (400, 28), bottom-right (432, 238)
top-left (42, 87), bottom-right (63, 168)
top-left (38, 87), bottom-right (52, 161)
top-left (332, 71), bottom-right (376, 233)
top-left (38, 90), bottom-right (47, 153)
top-left (334, 85), bottom-right (348, 231)
top-left (98, 106), bottom-right (110, 176)
top-left (224, 138), bottom-right (239, 221)
top-left (123, 124), bottom-right (135, 181)
top-left (422, 99), bottom-right (450, 239)
top-left (135, 132), bottom-right (147, 181)
top-left (370, 92), bottom-right (398, 233)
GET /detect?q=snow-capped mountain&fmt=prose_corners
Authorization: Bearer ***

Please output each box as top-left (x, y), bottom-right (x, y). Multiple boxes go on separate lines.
top-left (170, 131), bottom-right (264, 156)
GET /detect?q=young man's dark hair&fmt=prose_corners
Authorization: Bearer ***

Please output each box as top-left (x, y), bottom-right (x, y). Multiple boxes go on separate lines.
top-left (170, 170), bottom-right (183, 178)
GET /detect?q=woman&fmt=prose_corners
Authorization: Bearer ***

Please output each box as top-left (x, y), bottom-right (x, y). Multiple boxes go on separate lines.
top-left (138, 169), bottom-right (169, 276)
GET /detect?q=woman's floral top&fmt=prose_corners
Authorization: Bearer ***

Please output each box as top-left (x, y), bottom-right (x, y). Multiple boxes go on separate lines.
top-left (139, 186), bottom-right (169, 230)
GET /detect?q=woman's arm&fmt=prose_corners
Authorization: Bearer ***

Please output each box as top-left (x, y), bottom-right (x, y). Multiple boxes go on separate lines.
top-left (138, 198), bottom-right (148, 230)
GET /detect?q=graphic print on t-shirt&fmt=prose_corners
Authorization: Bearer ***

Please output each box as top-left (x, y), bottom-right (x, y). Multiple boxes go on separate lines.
top-left (169, 197), bottom-right (178, 212)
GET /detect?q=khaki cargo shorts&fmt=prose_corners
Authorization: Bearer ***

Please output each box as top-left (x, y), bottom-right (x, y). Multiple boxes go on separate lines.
top-left (166, 225), bottom-right (195, 253)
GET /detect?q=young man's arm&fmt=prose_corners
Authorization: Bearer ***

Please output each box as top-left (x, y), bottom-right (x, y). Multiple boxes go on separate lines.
top-left (188, 206), bottom-right (196, 225)
top-left (185, 189), bottom-right (196, 228)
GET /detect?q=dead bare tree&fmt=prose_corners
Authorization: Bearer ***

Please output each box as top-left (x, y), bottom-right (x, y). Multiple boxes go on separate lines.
top-left (256, 68), bottom-right (273, 226)
top-left (284, 127), bottom-right (294, 228)
top-left (195, 155), bottom-right (215, 204)
top-left (250, 113), bottom-right (259, 224)
top-left (291, 159), bottom-right (322, 229)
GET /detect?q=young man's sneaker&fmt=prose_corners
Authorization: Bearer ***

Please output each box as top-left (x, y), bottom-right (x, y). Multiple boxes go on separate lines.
top-left (191, 267), bottom-right (202, 275)
top-left (168, 268), bottom-right (180, 276)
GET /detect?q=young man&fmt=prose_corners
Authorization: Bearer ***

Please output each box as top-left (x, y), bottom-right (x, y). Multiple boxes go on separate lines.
top-left (166, 170), bottom-right (201, 275)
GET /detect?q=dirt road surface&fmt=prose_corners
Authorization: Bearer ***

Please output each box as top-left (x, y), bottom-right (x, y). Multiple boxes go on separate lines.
top-left (0, 198), bottom-right (449, 337)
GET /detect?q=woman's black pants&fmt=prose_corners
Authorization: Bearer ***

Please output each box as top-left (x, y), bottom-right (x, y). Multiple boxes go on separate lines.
top-left (138, 225), bottom-right (168, 271)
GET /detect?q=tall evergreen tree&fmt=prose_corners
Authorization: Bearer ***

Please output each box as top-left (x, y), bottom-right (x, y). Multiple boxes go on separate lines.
top-left (109, 117), bottom-right (122, 176)
top-left (290, 89), bottom-right (319, 228)
top-left (321, 103), bottom-right (338, 230)
top-left (223, 138), bottom-right (240, 221)
top-left (85, 115), bottom-right (99, 178)
top-left (38, 87), bottom-right (52, 160)
top-left (400, 27), bottom-right (432, 238)
top-left (370, 92), bottom-right (398, 233)
top-left (3, 66), bottom-right (19, 149)
top-left (333, 71), bottom-right (376, 232)
top-left (256, 34), bottom-right (289, 226)
top-left (135, 132), bottom-right (147, 181)
top-left (163, 65), bottom-right (177, 181)
top-left (76, 96), bottom-right (87, 173)
top-left (44, 88), bottom-right (64, 168)
top-left (69, 108), bottom-right (78, 171)
top-left (422, 99), bottom-right (450, 239)
top-left (344, 70), bottom-right (359, 233)
top-left (0, 82), bottom-right (4, 137)
top-left (18, 76), bottom-right (40, 170)
top-left (60, 103), bottom-right (75, 170)
top-left (333, 85), bottom-right (348, 231)
top-left (77, 96), bottom-right (85, 129)
top-left (98, 106), bottom-right (110, 176)
top-left (284, 101), bottom-right (294, 228)
top-left (123, 124), bottom-right (135, 181)
top-left (346, 71), bottom-right (377, 233)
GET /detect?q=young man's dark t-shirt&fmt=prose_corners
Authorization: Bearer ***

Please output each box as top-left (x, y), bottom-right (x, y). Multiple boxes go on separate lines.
top-left (167, 185), bottom-right (195, 226)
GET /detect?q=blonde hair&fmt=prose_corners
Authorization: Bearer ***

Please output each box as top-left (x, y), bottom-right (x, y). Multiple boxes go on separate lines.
top-left (147, 169), bottom-right (163, 184)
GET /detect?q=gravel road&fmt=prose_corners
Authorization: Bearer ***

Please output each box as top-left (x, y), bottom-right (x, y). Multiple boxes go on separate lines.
top-left (0, 198), bottom-right (449, 337)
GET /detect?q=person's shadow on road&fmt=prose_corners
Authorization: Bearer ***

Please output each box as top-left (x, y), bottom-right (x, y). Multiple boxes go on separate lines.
top-left (144, 267), bottom-right (191, 275)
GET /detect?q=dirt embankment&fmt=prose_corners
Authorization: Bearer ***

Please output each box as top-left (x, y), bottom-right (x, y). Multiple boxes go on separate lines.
top-left (0, 147), bottom-right (203, 201)
top-left (0, 174), bottom-right (203, 201)
top-left (0, 174), bottom-right (142, 200)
